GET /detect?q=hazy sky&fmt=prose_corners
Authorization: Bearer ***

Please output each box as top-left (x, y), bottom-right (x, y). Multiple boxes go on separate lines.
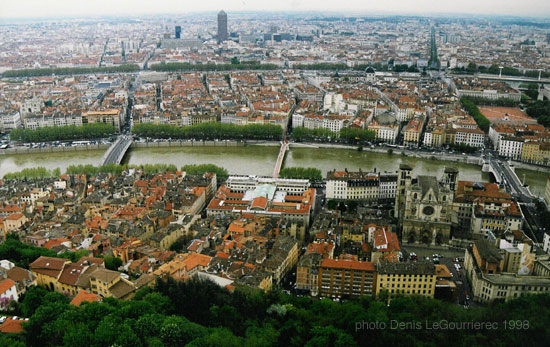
top-left (1, 0), bottom-right (549, 18)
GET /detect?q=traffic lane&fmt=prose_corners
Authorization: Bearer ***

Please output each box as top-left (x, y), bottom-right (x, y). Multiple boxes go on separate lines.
top-left (440, 257), bottom-right (468, 305)
top-left (444, 257), bottom-right (476, 307)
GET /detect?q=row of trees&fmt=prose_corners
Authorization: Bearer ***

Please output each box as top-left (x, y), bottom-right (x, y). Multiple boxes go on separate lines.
top-left (152, 61), bottom-right (423, 73)
top-left (292, 63), bottom-right (418, 73)
top-left (150, 62), bottom-right (279, 72)
top-left (453, 62), bottom-right (550, 78)
top-left (393, 64), bottom-right (419, 72)
top-left (181, 164), bottom-right (229, 180)
top-left (10, 124), bottom-right (116, 142)
top-left (3, 167), bottom-right (60, 180)
top-left (132, 122), bottom-right (283, 141)
top-left (292, 127), bottom-right (335, 141)
top-left (460, 96), bottom-right (519, 107)
top-left (449, 143), bottom-right (478, 153)
top-left (460, 97), bottom-right (491, 132)
top-left (65, 164), bottom-right (128, 176)
top-left (3, 276), bottom-right (549, 347)
top-left (292, 126), bottom-right (375, 143)
top-left (339, 127), bottom-right (376, 143)
top-left (279, 167), bottom-right (323, 181)
top-left (1, 64), bottom-right (140, 78)
top-left (292, 63), bottom-right (349, 70)
top-left (4, 163), bottom-right (229, 180)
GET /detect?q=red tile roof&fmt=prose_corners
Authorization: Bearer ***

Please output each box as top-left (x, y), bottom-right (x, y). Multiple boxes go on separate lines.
top-left (320, 259), bottom-right (375, 271)
top-left (5, 213), bottom-right (24, 220)
top-left (29, 256), bottom-right (69, 278)
top-left (0, 278), bottom-right (16, 295)
top-left (58, 264), bottom-right (86, 286)
top-left (70, 290), bottom-right (101, 306)
top-left (250, 196), bottom-right (268, 210)
top-left (0, 317), bottom-right (24, 334)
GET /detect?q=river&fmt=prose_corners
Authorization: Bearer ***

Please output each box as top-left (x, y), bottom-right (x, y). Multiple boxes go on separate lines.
top-left (1, 145), bottom-right (547, 197)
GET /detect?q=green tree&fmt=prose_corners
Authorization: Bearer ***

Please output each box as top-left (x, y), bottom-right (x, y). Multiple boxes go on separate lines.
top-left (187, 328), bottom-right (243, 347)
top-left (63, 323), bottom-right (94, 347)
top-left (525, 84), bottom-right (539, 100)
top-left (102, 255), bottom-right (123, 271)
top-left (181, 164), bottom-right (229, 180)
top-left (327, 199), bottom-right (338, 210)
top-left (460, 97), bottom-right (491, 132)
top-left (160, 316), bottom-right (208, 347)
top-left (338, 201), bottom-right (347, 212)
top-left (466, 62), bottom-right (478, 73)
top-left (169, 237), bottom-right (186, 253)
top-left (1, 64), bottom-right (139, 78)
top-left (9, 123), bottom-right (116, 142)
top-left (279, 167), bottom-right (323, 181)
top-left (134, 314), bottom-right (165, 341)
top-left (305, 326), bottom-right (357, 347)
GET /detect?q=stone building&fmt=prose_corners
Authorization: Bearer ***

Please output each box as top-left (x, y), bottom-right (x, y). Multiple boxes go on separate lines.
top-left (397, 166), bottom-right (458, 245)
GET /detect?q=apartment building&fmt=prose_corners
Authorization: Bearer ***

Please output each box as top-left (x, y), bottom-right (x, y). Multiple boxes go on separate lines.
top-left (368, 112), bottom-right (399, 144)
top-left (453, 181), bottom-right (513, 232)
top-left (454, 128), bottom-right (485, 148)
top-left (454, 78), bottom-right (521, 101)
top-left (318, 259), bottom-right (376, 298)
top-left (326, 169), bottom-right (397, 201)
top-left (465, 239), bottom-right (550, 303)
top-left (296, 253), bottom-right (323, 295)
top-left (0, 112), bottom-right (21, 131)
top-left (470, 200), bottom-right (523, 237)
top-left (402, 115), bottom-right (425, 147)
top-left (375, 262), bottom-right (437, 299)
top-left (82, 109), bottom-right (121, 131)
top-left (498, 136), bottom-right (524, 160)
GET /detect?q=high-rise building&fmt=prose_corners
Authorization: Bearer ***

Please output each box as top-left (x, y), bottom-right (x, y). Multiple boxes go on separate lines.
top-left (175, 26), bottom-right (181, 39)
top-left (217, 10), bottom-right (228, 43)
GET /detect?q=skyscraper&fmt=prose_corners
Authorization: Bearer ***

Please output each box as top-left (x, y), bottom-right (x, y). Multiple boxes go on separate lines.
top-left (217, 10), bottom-right (228, 43)
top-left (175, 26), bottom-right (181, 39)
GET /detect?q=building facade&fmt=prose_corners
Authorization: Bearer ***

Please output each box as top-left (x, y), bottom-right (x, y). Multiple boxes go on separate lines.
top-left (318, 259), bottom-right (376, 298)
top-left (326, 169), bottom-right (397, 201)
top-left (375, 262), bottom-right (437, 299)
top-left (399, 168), bottom-right (458, 245)
top-left (217, 10), bottom-right (228, 43)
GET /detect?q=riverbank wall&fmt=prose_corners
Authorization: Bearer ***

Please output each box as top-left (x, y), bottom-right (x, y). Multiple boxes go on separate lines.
top-left (511, 160), bottom-right (550, 173)
top-left (0, 143), bottom-right (109, 155)
top-left (131, 140), bottom-right (245, 148)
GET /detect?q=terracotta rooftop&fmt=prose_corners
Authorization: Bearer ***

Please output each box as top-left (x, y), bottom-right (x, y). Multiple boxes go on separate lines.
top-left (0, 317), bottom-right (24, 334)
top-left (320, 259), bottom-right (375, 271)
top-left (70, 289), bottom-right (101, 306)
top-left (29, 256), bottom-right (69, 278)
top-left (0, 278), bottom-right (16, 295)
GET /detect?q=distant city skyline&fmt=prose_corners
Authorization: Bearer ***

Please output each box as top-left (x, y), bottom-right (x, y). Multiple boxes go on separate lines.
top-left (1, 0), bottom-right (550, 19)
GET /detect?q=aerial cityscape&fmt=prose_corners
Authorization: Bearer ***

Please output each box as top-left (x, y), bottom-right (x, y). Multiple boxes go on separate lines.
top-left (1, 1), bottom-right (550, 345)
